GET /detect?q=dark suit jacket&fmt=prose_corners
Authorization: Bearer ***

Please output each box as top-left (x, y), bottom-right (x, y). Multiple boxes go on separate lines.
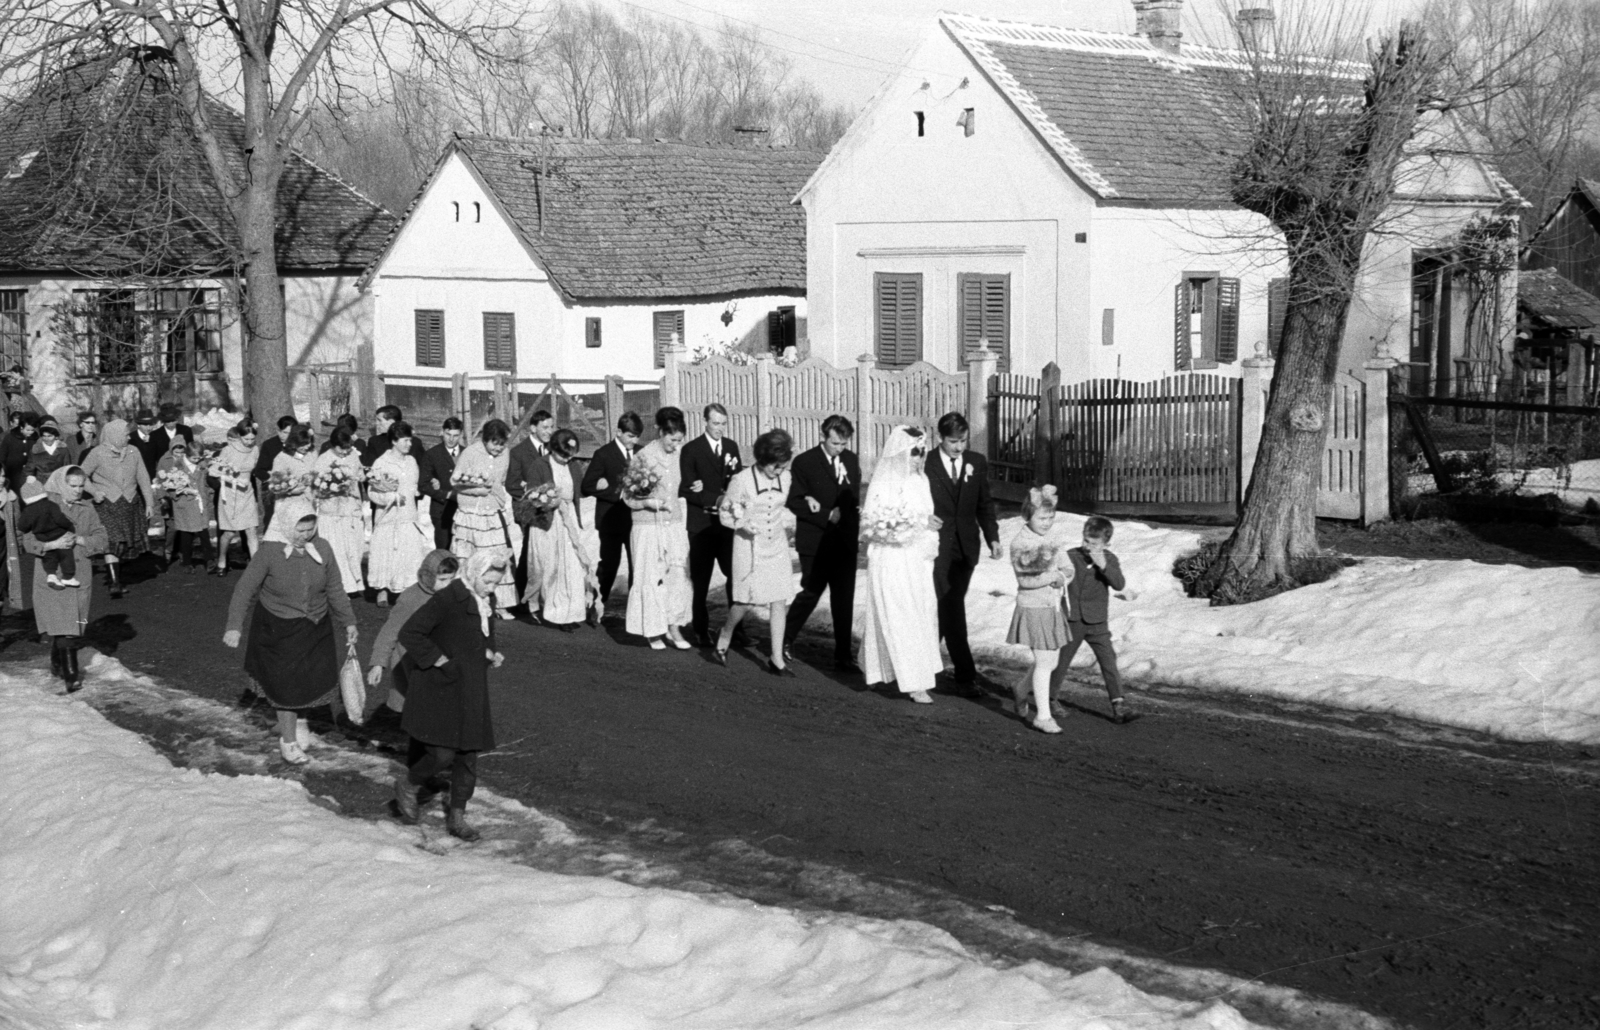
top-left (67, 432), bottom-right (95, 468)
top-left (416, 442), bottom-right (461, 522)
top-left (925, 449), bottom-right (1000, 563)
top-left (131, 429), bottom-right (165, 476)
top-left (786, 445), bottom-right (860, 558)
top-left (362, 433), bottom-right (391, 468)
top-left (1065, 547), bottom-right (1125, 625)
top-left (255, 435), bottom-right (286, 483)
top-left (581, 437), bottom-right (635, 537)
top-left (397, 579), bottom-right (497, 752)
top-left (1, 431), bottom-right (32, 490)
top-left (679, 434), bottom-right (742, 533)
top-left (504, 440), bottom-right (550, 498)
top-left (149, 424), bottom-right (195, 458)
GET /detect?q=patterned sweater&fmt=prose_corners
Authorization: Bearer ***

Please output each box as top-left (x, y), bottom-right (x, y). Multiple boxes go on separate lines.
top-left (1009, 526), bottom-right (1074, 610)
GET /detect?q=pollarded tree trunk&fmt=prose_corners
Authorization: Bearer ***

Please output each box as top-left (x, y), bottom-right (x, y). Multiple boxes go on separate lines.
top-left (1196, 238), bottom-right (1362, 604)
top-left (234, 149), bottom-right (293, 426)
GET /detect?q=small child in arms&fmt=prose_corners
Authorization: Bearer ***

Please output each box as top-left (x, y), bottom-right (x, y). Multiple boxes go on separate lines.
top-left (18, 479), bottom-right (78, 588)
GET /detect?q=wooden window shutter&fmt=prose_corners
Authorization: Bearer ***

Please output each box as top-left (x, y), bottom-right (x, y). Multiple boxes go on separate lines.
top-left (482, 312), bottom-right (515, 372)
top-left (1173, 282), bottom-right (1192, 371)
top-left (1217, 277), bottom-right (1240, 363)
top-left (767, 309), bottom-right (781, 351)
top-left (653, 310), bottom-right (683, 368)
top-left (957, 273), bottom-right (1010, 372)
top-left (586, 317), bottom-right (603, 349)
top-left (414, 309), bottom-right (444, 367)
top-left (1267, 277), bottom-right (1288, 357)
top-left (874, 272), bottom-right (922, 369)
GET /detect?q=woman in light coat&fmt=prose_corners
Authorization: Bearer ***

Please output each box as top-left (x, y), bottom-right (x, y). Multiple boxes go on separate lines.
top-left (79, 417), bottom-right (157, 598)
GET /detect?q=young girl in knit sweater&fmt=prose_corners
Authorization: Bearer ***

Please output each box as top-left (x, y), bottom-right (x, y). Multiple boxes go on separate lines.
top-left (1005, 485), bottom-right (1075, 734)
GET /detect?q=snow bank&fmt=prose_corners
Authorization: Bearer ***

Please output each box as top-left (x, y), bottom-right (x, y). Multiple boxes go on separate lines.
top-left (957, 514), bottom-right (1600, 746)
top-left (0, 668), bottom-right (1261, 1030)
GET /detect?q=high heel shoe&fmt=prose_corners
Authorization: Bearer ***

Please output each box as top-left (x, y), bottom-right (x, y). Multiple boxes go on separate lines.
top-left (666, 633), bottom-right (692, 651)
top-left (711, 648), bottom-right (729, 666)
top-left (765, 659), bottom-right (796, 678)
top-left (648, 637), bottom-right (667, 650)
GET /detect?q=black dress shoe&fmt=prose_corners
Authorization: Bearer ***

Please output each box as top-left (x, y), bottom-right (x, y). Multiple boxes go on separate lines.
top-left (765, 659), bottom-right (796, 678)
top-left (949, 679), bottom-right (985, 698)
top-left (834, 658), bottom-right (862, 675)
top-left (585, 607), bottom-right (601, 628)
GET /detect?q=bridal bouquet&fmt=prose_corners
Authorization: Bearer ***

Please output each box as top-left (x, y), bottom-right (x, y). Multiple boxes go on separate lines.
top-left (720, 498), bottom-right (749, 525)
top-left (860, 504), bottom-right (920, 545)
top-left (620, 458), bottom-right (660, 500)
top-left (154, 467), bottom-right (196, 496)
top-left (312, 465), bottom-right (359, 500)
top-left (267, 469), bottom-right (306, 497)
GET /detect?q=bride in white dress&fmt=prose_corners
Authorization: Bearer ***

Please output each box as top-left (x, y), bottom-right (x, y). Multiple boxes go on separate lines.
top-left (861, 425), bottom-right (944, 703)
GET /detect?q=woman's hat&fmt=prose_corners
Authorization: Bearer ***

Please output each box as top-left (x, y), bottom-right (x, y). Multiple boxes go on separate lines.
top-left (38, 418), bottom-right (60, 437)
top-left (19, 480), bottom-right (45, 503)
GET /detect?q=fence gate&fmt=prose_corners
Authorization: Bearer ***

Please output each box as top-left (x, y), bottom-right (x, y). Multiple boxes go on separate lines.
top-left (1318, 371), bottom-right (1364, 519)
top-left (1053, 374), bottom-right (1240, 517)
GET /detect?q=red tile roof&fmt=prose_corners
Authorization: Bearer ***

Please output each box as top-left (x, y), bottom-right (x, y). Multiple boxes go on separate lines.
top-left (0, 56), bottom-right (394, 276)
top-left (452, 135), bottom-right (819, 301)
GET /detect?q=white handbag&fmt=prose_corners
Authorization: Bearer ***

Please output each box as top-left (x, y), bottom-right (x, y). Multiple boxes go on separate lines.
top-left (339, 641), bottom-right (367, 725)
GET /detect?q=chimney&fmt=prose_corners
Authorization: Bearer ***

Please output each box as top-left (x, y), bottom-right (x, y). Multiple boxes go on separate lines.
top-left (1133, 0), bottom-right (1184, 54)
top-left (1236, 7), bottom-right (1274, 51)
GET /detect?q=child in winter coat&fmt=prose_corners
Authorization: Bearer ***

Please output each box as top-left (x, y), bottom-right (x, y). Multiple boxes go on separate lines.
top-left (1005, 484), bottom-right (1074, 734)
top-left (25, 418), bottom-right (71, 483)
top-left (18, 479), bottom-right (79, 587)
top-left (1051, 515), bottom-right (1131, 724)
top-left (155, 440), bottom-right (213, 572)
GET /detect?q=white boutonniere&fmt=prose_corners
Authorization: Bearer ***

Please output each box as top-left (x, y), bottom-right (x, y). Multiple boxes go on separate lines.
top-left (723, 452), bottom-right (738, 471)
top-left (961, 463), bottom-right (973, 483)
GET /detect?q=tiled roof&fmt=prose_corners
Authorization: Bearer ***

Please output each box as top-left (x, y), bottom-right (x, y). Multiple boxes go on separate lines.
top-left (940, 12), bottom-right (1512, 209)
top-left (0, 56), bottom-right (394, 276)
top-left (1519, 268), bottom-right (1600, 331)
top-left (454, 135), bottom-right (819, 301)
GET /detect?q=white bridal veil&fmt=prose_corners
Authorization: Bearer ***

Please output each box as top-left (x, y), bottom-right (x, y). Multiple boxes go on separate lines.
top-left (863, 425), bottom-right (933, 523)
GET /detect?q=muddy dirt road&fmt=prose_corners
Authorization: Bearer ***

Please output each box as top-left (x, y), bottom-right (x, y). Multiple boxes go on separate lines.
top-left (8, 563), bottom-right (1596, 1030)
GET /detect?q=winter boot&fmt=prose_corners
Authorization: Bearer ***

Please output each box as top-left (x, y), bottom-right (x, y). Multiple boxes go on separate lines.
top-left (62, 641), bottom-right (82, 693)
top-left (106, 562), bottom-right (125, 599)
top-left (446, 807), bottom-right (481, 842)
top-left (49, 637), bottom-right (64, 680)
top-left (393, 775), bottom-right (420, 824)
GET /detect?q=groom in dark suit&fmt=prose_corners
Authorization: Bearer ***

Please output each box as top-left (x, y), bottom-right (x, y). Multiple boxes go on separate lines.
top-left (581, 411), bottom-right (643, 624)
top-left (679, 403), bottom-right (742, 646)
top-left (926, 411), bottom-right (1001, 694)
top-left (784, 414), bottom-right (862, 672)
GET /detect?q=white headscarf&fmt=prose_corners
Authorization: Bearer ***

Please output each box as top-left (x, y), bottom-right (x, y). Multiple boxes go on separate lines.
top-left (863, 425), bottom-right (934, 523)
top-left (461, 548), bottom-right (508, 635)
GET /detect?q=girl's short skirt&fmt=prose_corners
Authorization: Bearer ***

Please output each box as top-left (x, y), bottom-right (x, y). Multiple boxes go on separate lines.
top-left (1006, 601), bottom-right (1071, 651)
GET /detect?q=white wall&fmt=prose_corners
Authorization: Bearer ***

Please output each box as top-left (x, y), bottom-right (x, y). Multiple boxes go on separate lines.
top-left (372, 150), bottom-right (806, 386)
top-left (800, 25), bottom-right (1091, 377)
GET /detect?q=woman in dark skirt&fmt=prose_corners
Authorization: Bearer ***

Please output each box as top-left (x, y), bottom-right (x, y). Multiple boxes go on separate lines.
top-left (79, 417), bottom-right (157, 598)
top-left (223, 513), bottom-right (359, 765)
top-left (395, 549), bottom-right (508, 841)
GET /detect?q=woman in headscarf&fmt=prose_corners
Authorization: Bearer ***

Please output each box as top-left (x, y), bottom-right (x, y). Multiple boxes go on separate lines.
top-left (860, 426), bottom-right (943, 704)
top-left (211, 418), bottom-right (261, 577)
top-left (155, 438), bottom-right (212, 573)
top-left (523, 428), bottom-right (593, 630)
top-left (367, 548), bottom-right (459, 714)
top-left (367, 421), bottom-right (430, 606)
top-left (23, 465), bottom-right (108, 691)
top-left (223, 512), bottom-right (359, 765)
top-left (395, 548), bottom-right (508, 841)
top-left (78, 417), bottom-right (157, 598)
top-left (449, 419), bottom-right (519, 615)
top-left (311, 426), bottom-right (366, 596)
top-left (263, 424), bottom-right (316, 544)
top-left (624, 407), bottom-right (693, 649)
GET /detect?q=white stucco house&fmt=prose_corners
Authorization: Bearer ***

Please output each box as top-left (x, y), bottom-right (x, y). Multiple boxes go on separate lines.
top-left (0, 55), bottom-right (394, 420)
top-left (799, 4), bottom-right (1521, 387)
top-left (361, 136), bottom-right (819, 397)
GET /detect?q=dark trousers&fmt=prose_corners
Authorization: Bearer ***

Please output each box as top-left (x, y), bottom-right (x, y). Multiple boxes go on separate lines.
top-left (173, 530), bottom-right (211, 567)
top-left (785, 545), bottom-right (857, 659)
top-left (406, 737), bottom-right (478, 809)
top-left (1058, 620), bottom-right (1122, 701)
top-left (39, 545), bottom-right (77, 580)
top-left (596, 525), bottom-right (632, 607)
top-left (687, 521), bottom-right (733, 638)
top-left (935, 552), bottom-right (978, 681)
top-left (431, 501), bottom-right (456, 551)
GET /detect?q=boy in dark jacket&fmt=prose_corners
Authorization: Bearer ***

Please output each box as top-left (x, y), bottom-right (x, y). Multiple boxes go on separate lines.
top-left (18, 479), bottom-right (79, 587)
top-left (1052, 515), bottom-right (1130, 723)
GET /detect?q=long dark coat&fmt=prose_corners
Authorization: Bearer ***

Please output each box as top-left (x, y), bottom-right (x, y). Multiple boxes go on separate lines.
top-left (397, 579), bottom-right (497, 751)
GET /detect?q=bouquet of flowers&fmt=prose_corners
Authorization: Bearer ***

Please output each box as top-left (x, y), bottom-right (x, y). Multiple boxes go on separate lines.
top-left (860, 504), bottom-right (920, 546)
top-left (154, 467), bottom-right (196, 496)
top-left (367, 472), bottom-right (400, 494)
top-left (452, 470), bottom-right (492, 492)
top-left (312, 465), bottom-right (359, 500)
top-left (620, 458), bottom-right (660, 500)
top-left (267, 469), bottom-right (306, 497)
top-left (523, 482), bottom-right (558, 511)
top-left (720, 498), bottom-right (749, 525)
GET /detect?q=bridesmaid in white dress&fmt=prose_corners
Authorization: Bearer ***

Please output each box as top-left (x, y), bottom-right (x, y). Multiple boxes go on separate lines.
top-left (531, 429), bottom-right (592, 628)
top-left (624, 407), bottom-right (692, 649)
top-left (263, 426), bottom-right (317, 545)
top-left (366, 422), bottom-right (431, 605)
top-left (861, 425), bottom-right (943, 703)
top-left (311, 427), bottom-right (367, 596)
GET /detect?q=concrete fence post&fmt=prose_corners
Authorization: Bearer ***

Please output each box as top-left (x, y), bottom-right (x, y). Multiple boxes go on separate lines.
top-left (1238, 341), bottom-right (1274, 503)
top-left (856, 353), bottom-right (877, 473)
top-left (661, 333), bottom-right (682, 410)
top-left (755, 351), bottom-right (774, 432)
top-left (1362, 338), bottom-right (1400, 525)
top-left (1035, 361), bottom-right (1061, 486)
top-left (967, 339), bottom-right (998, 460)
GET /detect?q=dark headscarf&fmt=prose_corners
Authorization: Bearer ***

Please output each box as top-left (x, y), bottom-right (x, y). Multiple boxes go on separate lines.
top-left (415, 549), bottom-right (454, 595)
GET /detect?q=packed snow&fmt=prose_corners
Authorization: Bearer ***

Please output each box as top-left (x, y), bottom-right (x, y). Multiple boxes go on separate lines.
top-left (0, 667), bottom-right (1268, 1030)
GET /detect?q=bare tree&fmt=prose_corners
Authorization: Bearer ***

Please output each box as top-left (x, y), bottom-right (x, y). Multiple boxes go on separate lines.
top-left (1193, 18), bottom-right (1441, 604)
top-left (0, 1), bottom-right (526, 425)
